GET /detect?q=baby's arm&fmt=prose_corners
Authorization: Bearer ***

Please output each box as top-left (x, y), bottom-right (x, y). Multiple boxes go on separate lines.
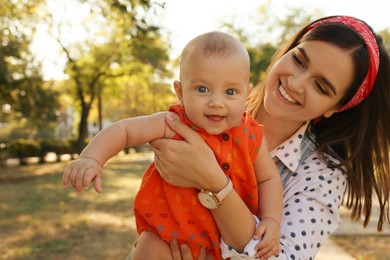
top-left (62, 111), bottom-right (178, 194)
top-left (253, 136), bottom-right (283, 258)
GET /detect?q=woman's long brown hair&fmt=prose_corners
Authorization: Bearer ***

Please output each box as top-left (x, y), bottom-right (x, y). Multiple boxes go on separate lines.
top-left (247, 17), bottom-right (390, 231)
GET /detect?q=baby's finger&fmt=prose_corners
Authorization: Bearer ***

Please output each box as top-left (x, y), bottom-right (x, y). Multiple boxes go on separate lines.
top-left (257, 245), bottom-right (281, 259)
top-left (62, 166), bottom-right (72, 187)
top-left (256, 246), bottom-right (272, 259)
top-left (69, 167), bottom-right (79, 189)
top-left (93, 174), bottom-right (103, 193)
top-left (75, 168), bottom-right (86, 194)
top-left (253, 223), bottom-right (266, 240)
top-left (83, 167), bottom-right (98, 189)
top-left (256, 237), bottom-right (271, 251)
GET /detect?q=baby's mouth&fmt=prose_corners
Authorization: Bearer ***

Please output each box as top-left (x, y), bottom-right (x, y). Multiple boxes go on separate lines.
top-left (206, 115), bottom-right (224, 122)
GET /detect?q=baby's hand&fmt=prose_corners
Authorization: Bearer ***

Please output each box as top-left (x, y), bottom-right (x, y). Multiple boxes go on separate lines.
top-left (62, 157), bottom-right (103, 194)
top-left (254, 218), bottom-right (281, 259)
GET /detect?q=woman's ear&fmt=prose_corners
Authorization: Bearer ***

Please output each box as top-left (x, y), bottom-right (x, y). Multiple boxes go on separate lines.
top-left (323, 107), bottom-right (338, 118)
top-left (173, 80), bottom-right (184, 104)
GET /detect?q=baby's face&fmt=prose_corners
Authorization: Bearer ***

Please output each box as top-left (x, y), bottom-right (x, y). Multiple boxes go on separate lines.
top-left (175, 52), bottom-right (251, 135)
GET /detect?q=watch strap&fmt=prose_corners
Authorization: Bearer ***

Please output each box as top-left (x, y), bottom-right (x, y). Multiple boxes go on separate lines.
top-left (215, 176), bottom-right (233, 202)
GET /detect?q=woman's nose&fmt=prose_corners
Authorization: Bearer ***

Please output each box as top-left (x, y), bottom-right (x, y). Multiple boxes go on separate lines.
top-left (288, 73), bottom-right (306, 94)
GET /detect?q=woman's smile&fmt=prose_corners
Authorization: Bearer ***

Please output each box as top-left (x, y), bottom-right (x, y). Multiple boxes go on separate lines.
top-left (278, 84), bottom-right (299, 105)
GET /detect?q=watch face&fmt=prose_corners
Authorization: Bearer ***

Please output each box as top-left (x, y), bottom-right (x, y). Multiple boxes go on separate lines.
top-left (197, 191), bottom-right (218, 209)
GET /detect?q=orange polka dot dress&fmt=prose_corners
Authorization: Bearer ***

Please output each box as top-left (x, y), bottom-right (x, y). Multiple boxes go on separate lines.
top-left (134, 104), bottom-right (263, 259)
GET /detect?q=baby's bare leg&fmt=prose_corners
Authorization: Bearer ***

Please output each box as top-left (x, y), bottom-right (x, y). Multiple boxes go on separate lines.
top-left (133, 231), bottom-right (172, 260)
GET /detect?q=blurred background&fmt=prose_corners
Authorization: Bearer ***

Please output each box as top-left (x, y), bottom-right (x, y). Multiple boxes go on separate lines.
top-left (1, 0), bottom-right (389, 161)
top-left (0, 0), bottom-right (389, 259)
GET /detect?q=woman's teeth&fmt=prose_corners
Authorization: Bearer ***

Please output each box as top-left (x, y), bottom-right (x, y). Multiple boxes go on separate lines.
top-left (279, 85), bottom-right (298, 104)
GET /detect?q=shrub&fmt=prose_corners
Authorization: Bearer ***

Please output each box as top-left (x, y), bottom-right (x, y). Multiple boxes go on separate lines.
top-left (8, 140), bottom-right (41, 165)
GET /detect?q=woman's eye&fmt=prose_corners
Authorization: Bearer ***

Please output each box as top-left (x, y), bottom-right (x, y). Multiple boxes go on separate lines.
top-left (315, 82), bottom-right (328, 95)
top-left (197, 86), bottom-right (209, 93)
top-left (226, 89), bottom-right (236, 95)
top-left (292, 53), bottom-right (304, 67)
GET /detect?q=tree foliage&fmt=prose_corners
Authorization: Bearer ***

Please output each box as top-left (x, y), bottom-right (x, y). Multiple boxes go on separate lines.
top-left (2, 1), bottom-right (389, 150)
top-left (223, 6), bottom-right (378, 87)
top-left (0, 0), bottom-right (60, 140)
top-left (46, 0), bottom-right (172, 151)
top-left (378, 29), bottom-right (390, 53)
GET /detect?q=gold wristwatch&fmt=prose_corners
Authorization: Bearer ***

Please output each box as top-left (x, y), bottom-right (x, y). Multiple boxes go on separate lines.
top-left (197, 176), bottom-right (233, 209)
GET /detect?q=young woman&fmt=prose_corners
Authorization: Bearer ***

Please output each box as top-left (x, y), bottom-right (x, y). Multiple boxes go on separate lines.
top-left (151, 15), bottom-right (390, 259)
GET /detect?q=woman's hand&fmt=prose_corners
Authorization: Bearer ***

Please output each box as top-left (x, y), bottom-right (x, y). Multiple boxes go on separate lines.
top-left (170, 240), bottom-right (210, 260)
top-left (150, 113), bottom-right (225, 191)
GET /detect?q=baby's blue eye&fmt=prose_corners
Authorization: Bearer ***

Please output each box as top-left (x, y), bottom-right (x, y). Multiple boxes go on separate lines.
top-left (226, 89), bottom-right (236, 95)
top-left (197, 86), bottom-right (208, 93)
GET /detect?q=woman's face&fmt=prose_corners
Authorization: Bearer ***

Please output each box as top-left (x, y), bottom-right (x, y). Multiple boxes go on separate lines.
top-left (264, 40), bottom-right (354, 123)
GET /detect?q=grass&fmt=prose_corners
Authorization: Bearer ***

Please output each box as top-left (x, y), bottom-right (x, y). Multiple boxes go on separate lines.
top-left (2, 152), bottom-right (389, 260)
top-left (332, 235), bottom-right (390, 260)
top-left (0, 152), bottom-right (152, 260)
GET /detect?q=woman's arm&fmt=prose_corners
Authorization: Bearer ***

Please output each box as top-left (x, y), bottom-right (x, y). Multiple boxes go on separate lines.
top-left (151, 113), bottom-right (257, 252)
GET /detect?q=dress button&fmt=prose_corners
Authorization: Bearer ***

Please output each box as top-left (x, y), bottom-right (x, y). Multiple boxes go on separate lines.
top-left (221, 133), bottom-right (230, 141)
top-left (221, 163), bottom-right (230, 171)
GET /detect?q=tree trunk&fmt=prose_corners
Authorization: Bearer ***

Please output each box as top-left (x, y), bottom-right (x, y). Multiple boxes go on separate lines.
top-left (98, 91), bottom-right (103, 131)
top-left (77, 104), bottom-right (90, 153)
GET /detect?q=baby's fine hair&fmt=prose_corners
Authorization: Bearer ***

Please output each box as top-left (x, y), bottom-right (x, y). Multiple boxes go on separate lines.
top-left (182, 31), bottom-right (248, 58)
top-left (179, 32), bottom-right (249, 80)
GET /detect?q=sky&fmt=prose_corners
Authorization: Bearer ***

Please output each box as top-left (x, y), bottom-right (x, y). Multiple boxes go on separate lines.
top-left (159, 0), bottom-right (389, 53)
top-left (36, 0), bottom-right (390, 80)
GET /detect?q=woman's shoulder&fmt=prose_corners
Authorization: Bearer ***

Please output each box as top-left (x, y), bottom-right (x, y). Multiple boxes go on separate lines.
top-left (286, 150), bottom-right (347, 203)
top-left (296, 150), bottom-right (347, 185)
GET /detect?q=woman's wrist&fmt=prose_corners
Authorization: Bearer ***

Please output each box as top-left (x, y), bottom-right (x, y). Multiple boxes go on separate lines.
top-left (203, 166), bottom-right (229, 192)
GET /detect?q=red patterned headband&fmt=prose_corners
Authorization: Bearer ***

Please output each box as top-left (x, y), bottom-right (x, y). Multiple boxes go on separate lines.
top-left (306, 16), bottom-right (379, 111)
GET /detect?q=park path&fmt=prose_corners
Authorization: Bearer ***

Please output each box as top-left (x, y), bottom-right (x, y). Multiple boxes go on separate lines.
top-left (316, 202), bottom-right (390, 259)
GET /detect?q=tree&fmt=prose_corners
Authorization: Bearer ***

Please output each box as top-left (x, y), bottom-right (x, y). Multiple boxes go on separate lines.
top-left (0, 0), bottom-right (60, 140)
top-left (99, 70), bottom-right (177, 122)
top-left (222, 6), bottom-right (320, 85)
top-left (378, 29), bottom-right (390, 53)
top-left (46, 0), bottom-right (171, 152)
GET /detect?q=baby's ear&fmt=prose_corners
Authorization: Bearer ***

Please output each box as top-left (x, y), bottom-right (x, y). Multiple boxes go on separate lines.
top-left (173, 80), bottom-right (184, 103)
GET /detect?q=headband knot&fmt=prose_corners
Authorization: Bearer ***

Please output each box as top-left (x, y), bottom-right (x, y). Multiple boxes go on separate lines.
top-left (306, 16), bottom-right (379, 111)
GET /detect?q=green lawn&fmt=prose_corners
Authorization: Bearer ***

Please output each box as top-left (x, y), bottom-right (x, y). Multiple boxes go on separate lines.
top-left (0, 152), bottom-right (152, 260)
top-left (2, 152), bottom-right (389, 260)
